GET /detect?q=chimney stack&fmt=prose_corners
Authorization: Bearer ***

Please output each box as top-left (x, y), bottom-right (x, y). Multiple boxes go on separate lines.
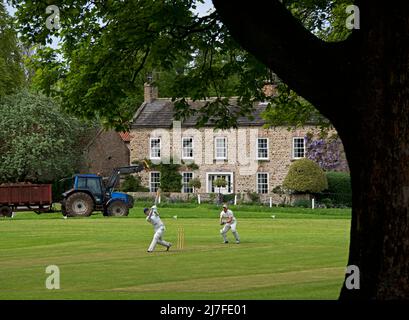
top-left (144, 83), bottom-right (158, 103)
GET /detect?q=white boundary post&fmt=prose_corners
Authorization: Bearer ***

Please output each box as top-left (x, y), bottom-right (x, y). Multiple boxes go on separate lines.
top-left (234, 194), bottom-right (237, 205)
top-left (270, 197), bottom-right (272, 208)
top-left (198, 194), bottom-right (201, 204)
top-left (312, 197), bottom-right (315, 209)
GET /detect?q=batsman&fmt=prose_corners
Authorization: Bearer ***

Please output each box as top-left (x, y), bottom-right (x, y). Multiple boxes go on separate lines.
top-left (219, 204), bottom-right (240, 244)
top-left (144, 189), bottom-right (172, 253)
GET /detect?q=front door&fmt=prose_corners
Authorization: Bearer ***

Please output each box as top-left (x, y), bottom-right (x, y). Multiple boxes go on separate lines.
top-left (207, 173), bottom-right (233, 194)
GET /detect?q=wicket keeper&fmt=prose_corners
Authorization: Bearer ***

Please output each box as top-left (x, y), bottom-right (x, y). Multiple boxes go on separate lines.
top-left (219, 204), bottom-right (240, 244)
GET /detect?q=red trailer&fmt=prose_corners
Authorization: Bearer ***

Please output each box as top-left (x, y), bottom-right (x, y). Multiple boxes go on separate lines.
top-left (0, 184), bottom-right (52, 217)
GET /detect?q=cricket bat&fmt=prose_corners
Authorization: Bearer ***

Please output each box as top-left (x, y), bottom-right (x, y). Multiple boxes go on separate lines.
top-left (154, 188), bottom-right (161, 206)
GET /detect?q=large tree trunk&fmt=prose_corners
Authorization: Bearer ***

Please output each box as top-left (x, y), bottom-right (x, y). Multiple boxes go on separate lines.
top-left (213, 0), bottom-right (409, 298)
top-left (338, 2), bottom-right (409, 299)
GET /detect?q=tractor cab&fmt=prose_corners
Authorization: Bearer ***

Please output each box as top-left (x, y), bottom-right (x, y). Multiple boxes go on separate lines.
top-left (73, 174), bottom-right (105, 205)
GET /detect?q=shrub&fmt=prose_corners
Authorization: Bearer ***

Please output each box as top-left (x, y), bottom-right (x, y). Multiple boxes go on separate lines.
top-left (121, 175), bottom-right (149, 192)
top-left (283, 158), bottom-right (328, 193)
top-left (223, 193), bottom-right (236, 204)
top-left (293, 199), bottom-right (311, 208)
top-left (319, 198), bottom-right (333, 208)
top-left (188, 178), bottom-right (201, 191)
top-left (321, 171), bottom-right (352, 207)
top-left (272, 185), bottom-right (284, 195)
top-left (186, 162), bottom-right (199, 170)
top-left (247, 192), bottom-right (260, 203)
top-left (326, 171), bottom-right (351, 192)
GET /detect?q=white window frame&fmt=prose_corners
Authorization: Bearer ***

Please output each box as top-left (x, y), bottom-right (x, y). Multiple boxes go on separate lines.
top-left (149, 171), bottom-right (161, 192)
top-left (150, 137), bottom-right (161, 159)
top-left (292, 137), bottom-right (305, 159)
top-left (256, 172), bottom-right (269, 194)
top-left (256, 137), bottom-right (269, 160)
top-left (181, 172), bottom-right (194, 193)
top-left (182, 137), bottom-right (194, 160)
top-left (214, 137), bottom-right (227, 160)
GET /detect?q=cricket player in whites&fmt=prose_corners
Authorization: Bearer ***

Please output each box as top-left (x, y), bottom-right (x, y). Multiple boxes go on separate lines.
top-left (219, 204), bottom-right (240, 244)
top-left (144, 189), bottom-right (172, 252)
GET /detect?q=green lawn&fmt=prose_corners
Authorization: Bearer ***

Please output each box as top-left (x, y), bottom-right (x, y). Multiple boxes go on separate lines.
top-left (0, 204), bottom-right (351, 300)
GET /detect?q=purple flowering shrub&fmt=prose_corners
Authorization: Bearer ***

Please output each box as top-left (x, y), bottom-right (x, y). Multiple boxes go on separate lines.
top-left (305, 135), bottom-right (343, 171)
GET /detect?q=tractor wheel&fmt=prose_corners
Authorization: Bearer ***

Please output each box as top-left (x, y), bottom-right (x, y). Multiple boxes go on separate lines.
top-left (65, 193), bottom-right (93, 217)
top-left (0, 206), bottom-right (13, 217)
top-left (107, 201), bottom-right (129, 217)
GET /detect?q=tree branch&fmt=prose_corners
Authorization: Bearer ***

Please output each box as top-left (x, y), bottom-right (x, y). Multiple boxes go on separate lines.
top-left (212, 0), bottom-right (355, 116)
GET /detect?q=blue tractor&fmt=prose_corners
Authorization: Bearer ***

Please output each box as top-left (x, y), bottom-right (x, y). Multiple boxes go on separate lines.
top-left (61, 163), bottom-right (148, 217)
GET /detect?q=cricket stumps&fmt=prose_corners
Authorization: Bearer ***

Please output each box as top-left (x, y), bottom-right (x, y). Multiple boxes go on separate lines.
top-left (177, 226), bottom-right (185, 250)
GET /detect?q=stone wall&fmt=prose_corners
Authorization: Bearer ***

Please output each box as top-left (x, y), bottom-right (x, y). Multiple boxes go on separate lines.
top-left (82, 130), bottom-right (130, 176)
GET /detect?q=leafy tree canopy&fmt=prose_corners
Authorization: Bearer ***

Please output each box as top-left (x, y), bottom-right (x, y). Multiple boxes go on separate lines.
top-left (0, 90), bottom-right (88, 183)
top-left (0, 2), bottom-right (25, 97)
top-left (9, 0), bottom-right (352, 130)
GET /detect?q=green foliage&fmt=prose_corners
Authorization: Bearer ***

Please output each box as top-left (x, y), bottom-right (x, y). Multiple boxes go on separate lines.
top-left (159, 163), bottom-right (182, 193)
top-left (320, 171), bottom-right (352, 207)
top-left (188, 177), bottom-right (201, 191)
top-left (319, 198), bottom-right (334, 208)
top-left (121, 175), bottom-right (148, 192)
top-left (0, 90), bottom-right (87, 183)
top-left (186, 162), bottom-right (199, 170)
top-left (214, 178), bottom-right (227, 188)
top-left (283, 158), bottom-right (328, 194)
top-left (262, 82), bottom-right (331, 130)
top-left (222, 193), bottom-right (235, 204)
top-left (326, 171), bottom-right (351, 194)
top-left (213, 178), bottom-right (227, 196)
top-left (293, 199), bottom-right (311, 208)
top-left (272, 185), bottom-right (285, 195)
top-left (0, 2), bottom-right (25, 97)
top-left (247, 192), bottom-right (260, 204)
top-left (10, 0), bottom-right (354, 130)
top-left (139, 158), bottom-right (182, 192)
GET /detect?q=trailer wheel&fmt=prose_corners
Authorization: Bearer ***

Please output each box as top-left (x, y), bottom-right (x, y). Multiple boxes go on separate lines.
top-left (107, 201), bottom-right (129, 217)
top-left (65, 193), bottom-right (93, 217)
top-left (0, 206), bottom-right (12, 217)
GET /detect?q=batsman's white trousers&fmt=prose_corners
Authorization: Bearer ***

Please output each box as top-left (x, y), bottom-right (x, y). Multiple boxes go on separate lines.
top-left (220, 221), bottom-right (240, 242)
top-left (148, 226), bottom-right (171, 251)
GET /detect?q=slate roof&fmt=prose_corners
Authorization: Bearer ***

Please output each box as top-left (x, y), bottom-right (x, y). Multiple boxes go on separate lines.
top-left (131, 99), bottom-right (268, 128)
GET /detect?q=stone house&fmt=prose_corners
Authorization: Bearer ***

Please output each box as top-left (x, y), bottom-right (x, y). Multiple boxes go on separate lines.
top-left (129, 84), bottom-right (348, 201)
